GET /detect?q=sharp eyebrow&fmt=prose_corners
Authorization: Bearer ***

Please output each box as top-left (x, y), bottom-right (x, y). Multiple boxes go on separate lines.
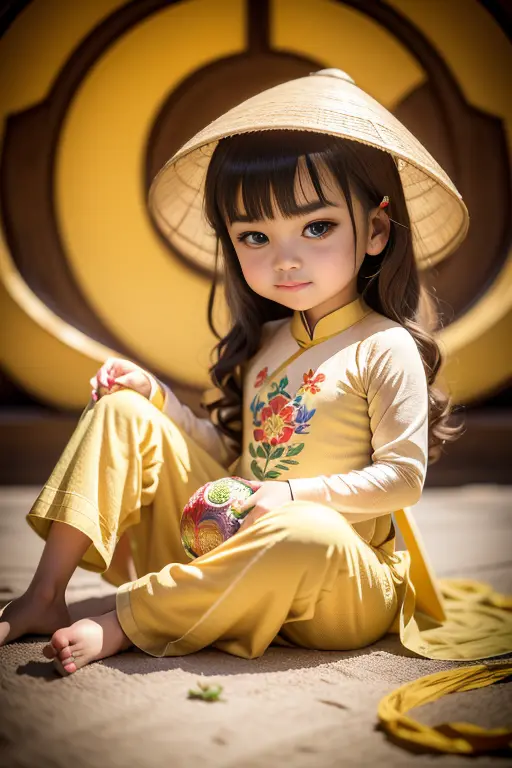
top-left (230, 200), bottom-right (336, 224)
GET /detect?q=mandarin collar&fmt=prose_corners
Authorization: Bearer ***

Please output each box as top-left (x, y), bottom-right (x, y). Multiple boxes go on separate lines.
top-left (291, 297), bottom-right (372, 349)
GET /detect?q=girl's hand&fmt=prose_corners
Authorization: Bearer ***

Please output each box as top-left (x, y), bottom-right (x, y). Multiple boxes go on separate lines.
top-left (90, 358), bottom-right (152, 401)
top-left (238, 481), bottom-right (293, 532)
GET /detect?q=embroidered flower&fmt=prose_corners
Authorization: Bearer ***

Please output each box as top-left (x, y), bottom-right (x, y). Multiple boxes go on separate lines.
top-left (250, 393), bottom-right (265, 426)
top-left (299, 368), bottom-right (326, 395)
top-left (294, 404), bottom-right (316, 435)
top-left (254, 367), bottom-right (268, 388)
top-left (253, 394), bottom-right (296, 446)
top-left (248, 372), bottom-right (315, 480)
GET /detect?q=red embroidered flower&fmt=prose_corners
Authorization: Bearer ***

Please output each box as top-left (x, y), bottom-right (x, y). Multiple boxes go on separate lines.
top-left (253, 394), bottom-right (296, 445)
top-left (299, 369), bottom-right (326, 395)
top-left (254, 367), bottom-right (268, 388)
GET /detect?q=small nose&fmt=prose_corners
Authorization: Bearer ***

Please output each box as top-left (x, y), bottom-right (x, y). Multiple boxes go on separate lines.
top-left (273, 243), bottom-right (301, 272)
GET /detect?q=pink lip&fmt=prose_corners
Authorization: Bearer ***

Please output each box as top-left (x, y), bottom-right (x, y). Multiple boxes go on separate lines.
top-left (275, 282), bottom-right (311, 291)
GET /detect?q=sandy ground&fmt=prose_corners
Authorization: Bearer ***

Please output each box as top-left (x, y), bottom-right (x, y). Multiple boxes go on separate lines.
top-left (0, 485), bottom-right (511, 768)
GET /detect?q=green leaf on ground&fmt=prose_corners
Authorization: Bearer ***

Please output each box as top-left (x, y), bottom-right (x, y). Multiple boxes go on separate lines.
top-left (188, 682), bottom-right (224, 702)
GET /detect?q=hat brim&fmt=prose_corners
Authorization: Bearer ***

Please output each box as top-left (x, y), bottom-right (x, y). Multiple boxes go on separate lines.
top-left (149, 72), bottom-right (469, 271)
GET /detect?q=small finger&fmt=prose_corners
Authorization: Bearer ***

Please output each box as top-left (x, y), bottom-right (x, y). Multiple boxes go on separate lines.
top-left (97, 368), bottom-right (109, 389)
top-left (100, 358), bottom-right (117, 386)
top-left (239, 495), bottom-right (257, 512)
top-left (100, 366), bottom-right (116, 390)
top-left (114, 374), bottom-right (133, 388)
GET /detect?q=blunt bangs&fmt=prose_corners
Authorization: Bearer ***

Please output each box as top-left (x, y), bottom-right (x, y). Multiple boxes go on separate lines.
top-left (207, 131), bottom-right (353, 225)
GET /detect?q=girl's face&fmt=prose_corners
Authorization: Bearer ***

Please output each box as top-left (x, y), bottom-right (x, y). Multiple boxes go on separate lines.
top-left (227, 160), bottom-right (389, 326)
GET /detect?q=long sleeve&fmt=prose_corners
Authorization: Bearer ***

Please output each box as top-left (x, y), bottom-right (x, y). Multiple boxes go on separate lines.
top-left (147, 374), bottom-right (239, 469)
top-left (288, 328), bottom-right (429, 522)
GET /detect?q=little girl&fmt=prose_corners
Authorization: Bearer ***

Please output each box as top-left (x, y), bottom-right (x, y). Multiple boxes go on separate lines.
top-left (2, 69), bottom-right (502, 673)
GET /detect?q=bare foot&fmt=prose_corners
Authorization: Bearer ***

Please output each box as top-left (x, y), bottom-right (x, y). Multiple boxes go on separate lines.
top-left (43, 610), bottom-right (132, 675)
top-left (0, 589), bottom-right (71, 646)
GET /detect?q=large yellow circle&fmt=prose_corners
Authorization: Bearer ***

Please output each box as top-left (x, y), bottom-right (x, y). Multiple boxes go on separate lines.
top-left (0, 0), bottom-right (510, 407)
top-left (56, 0), bottom-right (245, 389)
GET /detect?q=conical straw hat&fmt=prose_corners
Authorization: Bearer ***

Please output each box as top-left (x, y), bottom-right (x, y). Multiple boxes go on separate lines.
top-left (149, 69), bottom-right (469, 270)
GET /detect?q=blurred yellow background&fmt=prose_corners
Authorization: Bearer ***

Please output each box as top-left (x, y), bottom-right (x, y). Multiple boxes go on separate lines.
top-left (0, 0), bottom-right (510, 418)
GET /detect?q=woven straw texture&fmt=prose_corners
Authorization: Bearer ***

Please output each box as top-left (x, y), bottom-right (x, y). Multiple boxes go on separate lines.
top-left (149, 70), bottom-right (469, 270)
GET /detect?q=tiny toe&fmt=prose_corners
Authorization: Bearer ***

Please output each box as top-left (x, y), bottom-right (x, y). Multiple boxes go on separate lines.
top-left (63, 658), bottom-right (78, 674)
top-left (50, 629), bottom-right (70, 652)
top-left (58, 646), bottom-right (74, 662)
top-left (53, 657), bottom-right (73, 676)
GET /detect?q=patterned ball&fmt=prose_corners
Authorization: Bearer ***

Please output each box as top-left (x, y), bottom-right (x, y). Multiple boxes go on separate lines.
top-left (181, 477), bottom-right (256, 559)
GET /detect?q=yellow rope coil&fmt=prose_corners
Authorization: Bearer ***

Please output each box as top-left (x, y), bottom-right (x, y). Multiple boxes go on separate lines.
top-left (378, 662), bottom-right (512, 754)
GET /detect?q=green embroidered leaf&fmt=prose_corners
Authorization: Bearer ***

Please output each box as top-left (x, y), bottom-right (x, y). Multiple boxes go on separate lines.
top-left (268, 390), bottom-right (291, 401)
top-left (275, 464), bottom-right (290, 471)
top-left (279, 377), bottom-right (289, 389)
top-left (265, 471), bottom-right (281, 479)
top-left (249, 443), bottom-right (257, 459)
top-left (281, 459), bottom-right (299, 465)
top-left (270, 447), bottom-right (285, 459)
top-left (263, 443), bottom-right (272, 456)
top-left (251, 460), bottom-right (264, 481)
top-left (256, 445), bottom-right (266, 459)
top-left (286, 444), bottom-right (304, 457)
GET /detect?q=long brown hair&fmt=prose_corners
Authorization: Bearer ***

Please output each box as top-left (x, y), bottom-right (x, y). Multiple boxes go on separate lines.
top-left (203, 131), bottom-right (461, 463)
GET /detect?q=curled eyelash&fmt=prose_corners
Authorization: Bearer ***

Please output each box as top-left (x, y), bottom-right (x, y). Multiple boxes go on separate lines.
top-left (236, 231), bottom-right (269, 247)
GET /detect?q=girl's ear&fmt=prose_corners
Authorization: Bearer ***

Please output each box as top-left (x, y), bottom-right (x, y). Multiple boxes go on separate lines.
top-left (366, 207), bottom-right (391, 256)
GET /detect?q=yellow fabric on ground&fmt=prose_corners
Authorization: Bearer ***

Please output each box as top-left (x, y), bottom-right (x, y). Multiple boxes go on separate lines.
top-left (378, 663), bottom-right (512, 754)
top-left (386, 559), bottom-right (512, 661)
top-left (434, 580), bottom-right (512, 659)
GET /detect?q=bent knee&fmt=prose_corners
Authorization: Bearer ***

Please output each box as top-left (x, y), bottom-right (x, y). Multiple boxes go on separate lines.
top-left (94, 388), bottom-right (154, 420)
top-left (263, 501), bottom-right (353, 549)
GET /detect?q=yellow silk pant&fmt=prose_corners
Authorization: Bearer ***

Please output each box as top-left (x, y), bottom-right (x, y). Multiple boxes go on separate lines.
top-left (26, 390), bottom-right (399, 659)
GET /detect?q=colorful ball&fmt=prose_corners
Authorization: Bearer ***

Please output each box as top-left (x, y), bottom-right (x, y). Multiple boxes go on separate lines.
top-left (181, 477), bottom-right (256, 559)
